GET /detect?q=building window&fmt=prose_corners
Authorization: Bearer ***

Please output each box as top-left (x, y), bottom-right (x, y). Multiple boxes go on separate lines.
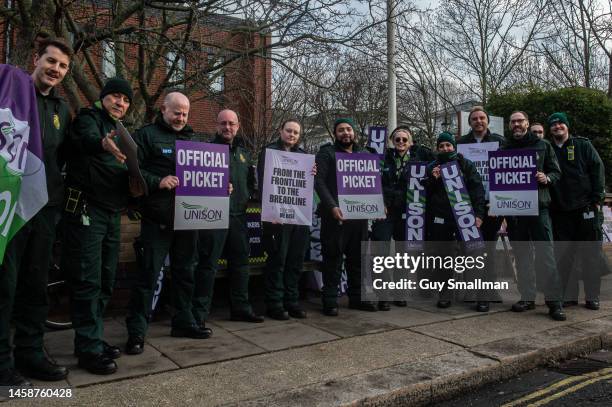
top-left (208, 54), bottom-right (224, 94)
top-left (102, 41), bottom-right (116, 79)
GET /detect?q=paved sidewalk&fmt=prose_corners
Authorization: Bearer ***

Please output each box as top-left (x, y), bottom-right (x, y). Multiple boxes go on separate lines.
top-left (3, 281), bottom-right (612, 406)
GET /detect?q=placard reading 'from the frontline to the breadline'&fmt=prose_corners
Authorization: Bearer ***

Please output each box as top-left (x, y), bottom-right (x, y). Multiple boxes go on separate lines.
top-left (261, 149), bottom-right (315, 226)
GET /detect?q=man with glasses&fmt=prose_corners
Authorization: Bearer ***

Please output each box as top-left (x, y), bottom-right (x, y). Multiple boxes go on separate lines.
top-left (457, 106), bottom-right (506, 312)
top-left (502, 111), bottom-right (565, 321)
top-left (194, 109), bottom-right (263, 324)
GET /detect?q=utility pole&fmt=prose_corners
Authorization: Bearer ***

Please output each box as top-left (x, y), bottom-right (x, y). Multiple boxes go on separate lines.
top-left (387, 0), bottom-right (397, 132)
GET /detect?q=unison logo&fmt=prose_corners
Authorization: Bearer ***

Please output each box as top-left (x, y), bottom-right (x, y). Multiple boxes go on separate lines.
top-left (494, 195), bottom-right (532, 210)
top-left (181, 202), bottom-right (223, 221)
top-left (343, 199), bottom-right (379, 214)
top-left (280, 155), bottom-right (298, 165)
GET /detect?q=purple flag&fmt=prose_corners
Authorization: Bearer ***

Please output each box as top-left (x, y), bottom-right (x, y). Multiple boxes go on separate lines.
top-left (0, 64), bottom-right (47, 261)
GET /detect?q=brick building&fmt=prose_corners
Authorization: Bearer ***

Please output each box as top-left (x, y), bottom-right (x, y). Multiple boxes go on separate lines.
top-left (0, 3), bottom-right (272, 139)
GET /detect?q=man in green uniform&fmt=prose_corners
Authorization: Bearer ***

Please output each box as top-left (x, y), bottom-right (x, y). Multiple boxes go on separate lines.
top-left (315, 118), bottom-right (376, 316)
top-left (63, 77), bottom-right (135, 374)
top-left (0, 38), bottom-right (72, 386)
top-left (503, 111), bottom-right (566, 321)
top-left (457, 106), bottom-right (506, 312)
top-left (125, 92), bottom-right (211, 355)
top-left (548, 112), bottom-right (606, 310)
top-left (194, 109), bottom-right (263, 324)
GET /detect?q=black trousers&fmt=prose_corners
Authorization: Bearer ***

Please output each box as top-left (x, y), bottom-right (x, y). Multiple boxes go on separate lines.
top-left (320, 216), bottom-right (367, 308)
top-left (551, 207), bottom-right (604, 301)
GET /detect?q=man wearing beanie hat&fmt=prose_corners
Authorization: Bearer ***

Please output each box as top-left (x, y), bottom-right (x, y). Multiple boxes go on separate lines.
top-left (63, 77), bottom-right (139, 375)
top-left (548, 112), bottom-right (606, 311)
top-left (424, 132), bottom-right (485, 309)
top-left (315, 118), bottom-right (377, 315)
top-left (502, 111), bottom-right (565, 321)
top-left (457, 106), bottom-right (506, 312)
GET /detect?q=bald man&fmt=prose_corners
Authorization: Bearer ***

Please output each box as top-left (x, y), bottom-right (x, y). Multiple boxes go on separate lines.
top-left (125, 92), bottom-right (211, 355)
top-left (194, 109), bottom-right (262, 324)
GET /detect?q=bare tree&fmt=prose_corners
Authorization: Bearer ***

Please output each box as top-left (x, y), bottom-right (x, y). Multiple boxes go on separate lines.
top-left (431, 0), bottom-right (549, 104)
top-left (525, 0), bottom-right (610, 92)
top-left (0, 0), bottom-right (393, 130)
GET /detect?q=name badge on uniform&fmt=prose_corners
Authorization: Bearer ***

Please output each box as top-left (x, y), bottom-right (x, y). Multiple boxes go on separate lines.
top-left (583, 211), bottom-right (595, 220)
top-left (53, 114), bottom-right (60, 130)
top-left (567, 146), bottom-right (575, 161)
top-left (434, 217), bottom-right (445, 224)
top-left (161, 148), bottom-right (173, 155)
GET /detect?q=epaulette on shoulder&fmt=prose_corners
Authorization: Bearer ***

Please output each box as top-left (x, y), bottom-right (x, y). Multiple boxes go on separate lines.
top-left (573, 136), bottom-right (591, 143)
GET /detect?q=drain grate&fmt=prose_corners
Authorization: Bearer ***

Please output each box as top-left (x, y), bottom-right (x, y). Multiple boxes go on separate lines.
top-left (552, 358), bottom-right (610, 376)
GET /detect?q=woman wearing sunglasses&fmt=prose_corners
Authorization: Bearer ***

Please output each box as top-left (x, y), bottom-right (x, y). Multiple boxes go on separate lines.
top-left (372, 126), bottom-right (434, 310)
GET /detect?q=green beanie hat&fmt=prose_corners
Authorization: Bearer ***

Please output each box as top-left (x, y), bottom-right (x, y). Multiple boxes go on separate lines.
top-left (100, 77), bottom-right (133, 103)
top-left (547, 112), bottom-right (569, 128)
top-left (437, 131), bottom-right (456, 149)
top-left (334, 118), bottom-right (356, 135)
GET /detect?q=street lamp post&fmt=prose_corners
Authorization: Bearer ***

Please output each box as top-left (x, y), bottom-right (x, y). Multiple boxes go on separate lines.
top-left (387, 0), bottom-right (397, 133)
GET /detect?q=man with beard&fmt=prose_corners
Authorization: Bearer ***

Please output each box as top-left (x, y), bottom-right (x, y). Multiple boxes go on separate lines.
top-left (502, 111), bottom-right (565, 321)
top-left (315, 118), bottom-right (377, 316)
top-left (0, 37), bottom-right (72, 386)
top-left (457, 106), bottom-right (505, 312)
top-left (547, 112), bottom-right (605, 310)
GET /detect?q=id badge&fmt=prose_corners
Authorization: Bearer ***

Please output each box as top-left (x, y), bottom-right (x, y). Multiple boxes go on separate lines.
top-left (81, 214), bottom-right (91, 226)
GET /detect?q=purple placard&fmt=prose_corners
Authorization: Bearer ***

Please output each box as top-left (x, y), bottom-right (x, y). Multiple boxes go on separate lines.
top-left (440, 161), bottom-right (484, 251)
top-left (405, 162), bottom-right (428, 249)
top-left (175, 140), bottom-right (229, 197)
top-left (368, 126), bottom-right (387, 156)
top-left (488, 149), bottom-right (537, 192)
top-left (335, 152), bottom-right (382, 195)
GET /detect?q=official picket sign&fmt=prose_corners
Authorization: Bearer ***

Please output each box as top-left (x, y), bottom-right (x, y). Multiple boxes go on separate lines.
top-left (335, 152), bottom-right (386, 220)
top-left (488, 149), bottom-right (538, 216)
top-left (457, 141), bottom-right (499, 198)
top-left (405, 162), bottom-right (428, 250)
top-left (174, 140), bottom-right (229, 230)
top-left (261, 149), bottom-right (315, 226)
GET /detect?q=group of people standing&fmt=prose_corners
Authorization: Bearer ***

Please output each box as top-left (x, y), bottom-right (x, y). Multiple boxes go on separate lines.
top-left (0, 37), bottom-right (607, 387)
top-left (318, 107), bottom-right (606, 325)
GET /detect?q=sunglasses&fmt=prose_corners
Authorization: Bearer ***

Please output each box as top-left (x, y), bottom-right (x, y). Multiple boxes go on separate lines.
top-left (394, 137), bottom-right (409, 143)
